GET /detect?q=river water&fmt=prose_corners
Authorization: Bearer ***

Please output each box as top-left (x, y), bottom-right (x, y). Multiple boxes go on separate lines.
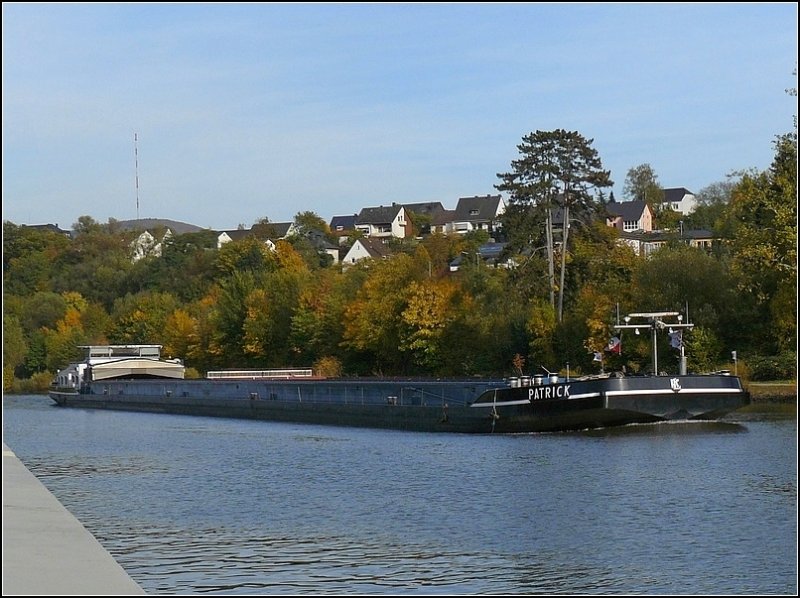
top-left (3, 394), bottom-right (797, 595)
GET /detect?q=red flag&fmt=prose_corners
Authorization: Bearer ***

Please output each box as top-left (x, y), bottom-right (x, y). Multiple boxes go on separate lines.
top-left (606, 336), bottom-right (621, 355)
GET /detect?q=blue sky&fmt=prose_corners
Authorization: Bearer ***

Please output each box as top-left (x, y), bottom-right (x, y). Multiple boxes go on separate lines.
top-left (3, 3), bottom-right (797, 231)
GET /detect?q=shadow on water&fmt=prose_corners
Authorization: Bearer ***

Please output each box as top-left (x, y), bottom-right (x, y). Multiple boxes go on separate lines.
top-left (574, 419), bottom-right (748, 438)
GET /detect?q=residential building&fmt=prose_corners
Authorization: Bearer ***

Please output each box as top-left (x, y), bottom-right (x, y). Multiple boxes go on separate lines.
top-left (216, 222), bottom-right (296, 250)
top-left (662, 187), bottom-right (697, 215)
top-left (329, 214), bottom-right (358, 244)
top-left (341, 237), bottom-right (392, 267)
top-left (619, 229), bottom-right (719, 257)
top-left (216, 228), bottom-right (254, 249)
top-left (401, 202), bottom-right (447, 237)
top-left (605, 200), bottom-right (654, 232)
top-left (448, 242), bottom-right (512, 272)
top-left (355, 204), bottom-right (408, 239)
top-left (23, 223), bottom-right (72, 237)
top-left (430, 209), bottom-right (456, 234)
top-left (449, 195), bottom-right (505, 236)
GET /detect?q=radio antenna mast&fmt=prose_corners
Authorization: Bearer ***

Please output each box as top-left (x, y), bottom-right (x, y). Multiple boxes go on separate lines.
top-left (134, 132), bottom-right (140, 220)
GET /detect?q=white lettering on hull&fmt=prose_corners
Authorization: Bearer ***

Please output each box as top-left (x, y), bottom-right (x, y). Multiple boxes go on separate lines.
top-left (529, 385), bottom-right (571, 401)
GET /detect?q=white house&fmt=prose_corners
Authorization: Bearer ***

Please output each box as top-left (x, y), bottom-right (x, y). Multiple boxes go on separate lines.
top-left (216, 222), bottom-right (297, 250)
top-left (355, 204), bottom-right (408, 239)
top-left (448, 195), bottom-right (505, 235)
top-left (662, 187), bottom-right (697, 215)
top-left (341, 237), bottom-right (392, 267)
top-left (217, 228), bottom-right (250, 249)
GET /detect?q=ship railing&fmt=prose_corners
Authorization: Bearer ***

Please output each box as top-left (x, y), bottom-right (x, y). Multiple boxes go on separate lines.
top-left (206, 369), bottom-right (314, 380)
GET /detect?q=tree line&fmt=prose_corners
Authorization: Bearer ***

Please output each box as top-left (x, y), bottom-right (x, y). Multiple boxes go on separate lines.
top-left (3, 128), bottom-right (796, 391)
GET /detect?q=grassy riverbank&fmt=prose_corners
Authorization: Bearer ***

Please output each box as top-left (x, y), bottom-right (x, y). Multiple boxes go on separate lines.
top-left (747, 381), bottom-right (797, 401)
top-left (737, 381), bottom-right (797, 417)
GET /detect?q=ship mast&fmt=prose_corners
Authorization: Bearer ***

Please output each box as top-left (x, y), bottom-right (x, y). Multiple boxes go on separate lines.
top-left (614, 311), bottom-right (694, 375)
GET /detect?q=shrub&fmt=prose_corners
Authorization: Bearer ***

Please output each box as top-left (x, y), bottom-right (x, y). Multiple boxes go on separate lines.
top-left (184, 367), bottom-right (202, 379)
top-left (11, 371), bottom-right (55, 394)
top-left (314, 356), bottom-right (343, 378)
top-left (746, 351), bottom-right (797, 381)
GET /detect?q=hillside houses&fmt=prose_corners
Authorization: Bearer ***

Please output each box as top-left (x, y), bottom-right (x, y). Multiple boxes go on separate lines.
top-left (22, 185), bottom-right (714, 269)
top-left (331, 195), bottom-right (506, 242)
top-left (216, 222), bottom-right (297, 250)
top-left (106, 218), bottom-right (204, 262)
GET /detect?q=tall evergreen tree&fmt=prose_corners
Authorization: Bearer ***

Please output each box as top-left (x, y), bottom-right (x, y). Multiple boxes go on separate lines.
top-left (496, 129), bottom-right (612, 321)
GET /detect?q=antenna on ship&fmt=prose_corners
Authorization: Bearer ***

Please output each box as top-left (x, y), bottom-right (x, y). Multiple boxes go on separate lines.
top-left (134, 132), bottom-right (140, 220)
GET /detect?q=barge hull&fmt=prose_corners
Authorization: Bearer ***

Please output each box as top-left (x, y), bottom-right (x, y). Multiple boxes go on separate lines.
top-left (49, 375), bottom-right (749, 434)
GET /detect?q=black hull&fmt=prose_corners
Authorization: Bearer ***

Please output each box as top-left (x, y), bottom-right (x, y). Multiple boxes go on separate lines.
top-left (49, 374), bottom-right (749, 434)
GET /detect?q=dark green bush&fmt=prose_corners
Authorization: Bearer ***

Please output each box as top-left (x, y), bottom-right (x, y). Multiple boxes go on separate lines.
top-left (747, 351), bottom-right (797, 381)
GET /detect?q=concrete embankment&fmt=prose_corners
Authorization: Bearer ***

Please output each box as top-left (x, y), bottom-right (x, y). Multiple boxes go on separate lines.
top-left (2, 442), bottom-right (145, 595)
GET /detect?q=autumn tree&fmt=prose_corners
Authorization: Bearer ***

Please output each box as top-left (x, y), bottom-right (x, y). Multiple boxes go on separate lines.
top-left (399, 278), bottom-right (462, 372)
top-left (293, 211), bottom-right (332, 238)
top-left (342, 253), bottom-right (425, 373)
top-left (290, 267), bottom-right (367, 367)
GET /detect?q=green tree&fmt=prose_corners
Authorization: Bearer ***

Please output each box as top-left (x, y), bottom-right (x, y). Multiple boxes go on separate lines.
top-left (3, 314), bottom-right (28, 387)
top-left (293, 211), bottom-right (332, 239)
top-left (210, 271), bottom-right (259, 366)
top-left (125, 230), bottom-right (218, 302)
top-left (685, 326), bottom-right (723, 373)
top-left (727, 132), bottom-right (797, 355)
top-left (496, 129), bottom-right (612, 321)
top-left (108, 291), bottom-right (180, 345)
top-left (3, 222), bottom-right (71, 295)
top-left (622, 163), bottom-right (663, 207)
top-left (452, 264), bottom-right (528, 375)
top-left (631, 244), bottom-right (755, 353)
top-left (215, 236), bottom-right (276, 277)
top-left (726, 133), bottom-right (797, 305)
top-left (50, 217), bottom-right (135, 310)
